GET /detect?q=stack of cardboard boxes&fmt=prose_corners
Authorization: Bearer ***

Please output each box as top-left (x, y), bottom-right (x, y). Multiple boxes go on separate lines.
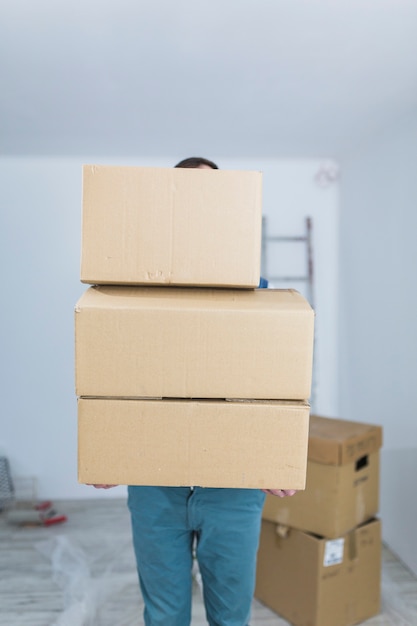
top-left (255, 414), bottom-right (383, 626)
top-left (74, 164), bottom-right (315, 491)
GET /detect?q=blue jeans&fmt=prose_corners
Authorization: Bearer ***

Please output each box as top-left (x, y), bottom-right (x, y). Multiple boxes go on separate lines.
top-left (127, 486), bottom-right (266, 626)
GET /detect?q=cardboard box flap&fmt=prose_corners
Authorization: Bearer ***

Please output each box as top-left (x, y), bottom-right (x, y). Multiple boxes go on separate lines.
top-left (75, 284), bottom-right (312, 311)
top-left (308, 415), bottom-right (383, 465)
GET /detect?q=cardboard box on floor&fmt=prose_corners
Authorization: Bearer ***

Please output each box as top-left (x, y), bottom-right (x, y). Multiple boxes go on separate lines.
top-left (262, 415), bottom-right (383, 538)
top-left (81, 165), bottom-right (262, 288)
top-left (255, 517), bottom-right (381, 626)
top-left (75, 286), bottom-right (314, 400)
top-left (78, 398), bottom-right (310, 489)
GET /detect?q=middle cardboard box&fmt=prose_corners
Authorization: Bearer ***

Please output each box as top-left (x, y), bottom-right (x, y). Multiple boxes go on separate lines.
top-left (75, 285), bottom-right (314, 400)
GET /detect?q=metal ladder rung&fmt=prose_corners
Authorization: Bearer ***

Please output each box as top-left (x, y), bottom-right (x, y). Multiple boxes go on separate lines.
top-left (269, 276), bottom-right (310, 282)
top-left (266, 236), bottom-right (308, 243)
top-left (262, 216), bottom-right (314, 309)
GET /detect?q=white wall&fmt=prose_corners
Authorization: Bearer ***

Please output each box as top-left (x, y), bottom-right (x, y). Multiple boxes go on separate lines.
top-left (0, 156), bottom-right (339, 501)
top-left (339, 111), bottom-right (417, 575)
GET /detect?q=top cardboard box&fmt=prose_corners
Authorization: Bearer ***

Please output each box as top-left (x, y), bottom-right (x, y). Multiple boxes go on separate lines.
top-left (81, 165), bottom-right (262, 288)
top-left (262, 415), bottom-right (383, 538)
top-left (307, 414), bottom-right (383, 466)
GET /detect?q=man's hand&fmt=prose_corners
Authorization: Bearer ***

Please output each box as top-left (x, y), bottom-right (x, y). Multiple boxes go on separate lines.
top-left (87, 484), bottom-right (118, 489)
top-left (261, 489), bottom-right (297, 498)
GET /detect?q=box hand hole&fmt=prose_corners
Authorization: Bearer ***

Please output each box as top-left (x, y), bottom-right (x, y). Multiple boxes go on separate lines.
top-left (355, 455), bottom-right (369, 472)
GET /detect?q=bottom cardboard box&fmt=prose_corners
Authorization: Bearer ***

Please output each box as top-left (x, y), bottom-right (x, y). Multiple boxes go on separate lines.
top-left (78, 398), bottom-right (309, 489)
top-left (255, 518), bottom-right (381, 626)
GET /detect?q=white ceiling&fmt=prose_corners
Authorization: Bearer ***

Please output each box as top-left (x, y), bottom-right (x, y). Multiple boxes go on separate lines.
top-left (1, 0), bottom-right (417, 160)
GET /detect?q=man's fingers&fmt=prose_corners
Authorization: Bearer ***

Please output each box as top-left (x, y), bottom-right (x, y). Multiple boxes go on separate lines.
top-left (261, 489), bottom-right (298, 497)
top-left (87, 484), bottom-right (118, 489)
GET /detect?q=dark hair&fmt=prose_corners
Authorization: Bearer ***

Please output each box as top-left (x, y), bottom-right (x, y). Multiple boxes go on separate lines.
top-left (174, 156), bottom-right (219, 169)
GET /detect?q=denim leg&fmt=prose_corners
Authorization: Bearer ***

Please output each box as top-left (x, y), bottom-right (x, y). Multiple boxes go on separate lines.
top-left (127, 486), bottom-right (194, 626)
top-left (191, 488), bottom-right (266, 626)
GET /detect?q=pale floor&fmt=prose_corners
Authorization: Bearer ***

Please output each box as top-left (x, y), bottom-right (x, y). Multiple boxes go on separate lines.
top-left (1, 499), bottom-right (416, 626)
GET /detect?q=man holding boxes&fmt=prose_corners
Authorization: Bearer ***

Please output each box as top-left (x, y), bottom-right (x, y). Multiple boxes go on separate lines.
top-left (78, 157), bottom-right (314, 625)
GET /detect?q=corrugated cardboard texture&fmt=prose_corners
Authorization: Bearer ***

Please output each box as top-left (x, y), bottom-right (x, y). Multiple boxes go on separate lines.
top-left (255, 518), bottom-right (381, 626)
top-left (75, 286), bottom-right (315, 400)
top-left (81, 165), bottom-right (262, 287)
top-left (78, 398), bottom-right (310, 489)
top-left (308, 414), bottom-right (383, 465)
top-left (262, 415), bottom-right (382, 537)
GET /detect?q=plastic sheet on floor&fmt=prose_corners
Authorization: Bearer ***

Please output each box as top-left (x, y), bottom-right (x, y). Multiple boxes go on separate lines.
top-left (35, 534), bottom-right (142, 626)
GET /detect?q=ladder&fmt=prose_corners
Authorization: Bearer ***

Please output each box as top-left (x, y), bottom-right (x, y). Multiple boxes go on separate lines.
top-left (261, 216), bottom-right (315, 310)
top-left (261, 215), bottom-right (317, 410)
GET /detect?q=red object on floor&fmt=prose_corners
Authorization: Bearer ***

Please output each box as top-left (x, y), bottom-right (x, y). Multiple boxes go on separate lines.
top-left (40, 505), bottom-right (68, 525)
top-left (42, 511), bottom-right (68, 525)
top-left (35, 500), bottom-right (53, 511)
